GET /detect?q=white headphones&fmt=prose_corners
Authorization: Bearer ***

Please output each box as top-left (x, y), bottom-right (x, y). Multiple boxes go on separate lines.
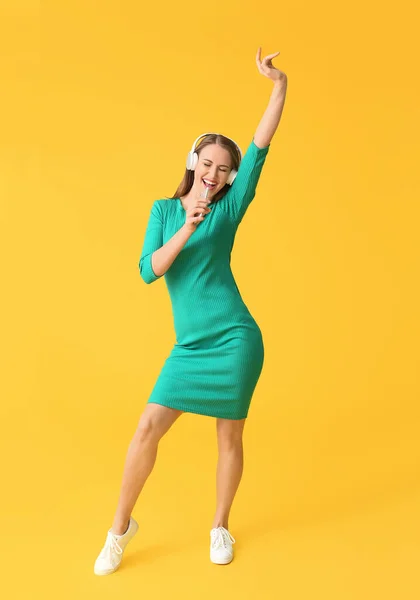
top-left (186, 132), bottom-right (242, 185)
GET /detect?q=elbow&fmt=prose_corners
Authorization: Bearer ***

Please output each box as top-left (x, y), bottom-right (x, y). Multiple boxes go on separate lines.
top-left (139, 270), bottom-right (155, 285)
top-left (139, 254), bottom-right (162, 284)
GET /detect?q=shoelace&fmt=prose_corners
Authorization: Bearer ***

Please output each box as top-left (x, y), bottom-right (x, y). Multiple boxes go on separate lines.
top-left (211, 527), bottom-right (236, 550)
top-left (101, 531), bottom-right (123, 558)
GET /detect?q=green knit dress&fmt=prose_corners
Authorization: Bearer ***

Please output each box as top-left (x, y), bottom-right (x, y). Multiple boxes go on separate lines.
top-left (139, 139), bottom-right (270, 419)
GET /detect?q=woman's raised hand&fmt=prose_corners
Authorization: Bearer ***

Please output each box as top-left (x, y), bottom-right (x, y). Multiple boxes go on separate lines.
top-left (256, 47), bottom-right (286, 83)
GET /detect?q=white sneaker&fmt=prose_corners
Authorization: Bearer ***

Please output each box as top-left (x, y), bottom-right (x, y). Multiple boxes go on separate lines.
top-left (210, 526), bottom-right (236, 564)
top-left (94, 517), bottom-right (139, 576)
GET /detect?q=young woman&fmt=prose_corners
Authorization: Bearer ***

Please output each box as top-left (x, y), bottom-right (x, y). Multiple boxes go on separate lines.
top-left (94, 47), bottom-right (287, 576)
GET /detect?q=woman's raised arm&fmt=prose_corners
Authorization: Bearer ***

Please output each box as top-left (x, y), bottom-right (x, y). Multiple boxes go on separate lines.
top-left (253, 47), bottom-right (288, 149)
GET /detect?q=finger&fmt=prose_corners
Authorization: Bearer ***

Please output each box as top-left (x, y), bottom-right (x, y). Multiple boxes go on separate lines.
top-left (256, 46), bottom-right (262, 63)
top-left (263, 54), bottom-right (280, 65)
top-left (263, 51), bottom-right (280, 63)
top-left (191, 207), bottom-right (209, 216)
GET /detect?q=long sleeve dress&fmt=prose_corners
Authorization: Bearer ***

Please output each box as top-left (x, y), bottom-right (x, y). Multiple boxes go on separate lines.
top-left (139, 139), bottom-right (270, 419)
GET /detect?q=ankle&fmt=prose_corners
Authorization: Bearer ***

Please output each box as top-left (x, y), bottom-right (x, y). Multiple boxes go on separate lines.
top-left (212, 522), bottom-right (228, 530)
top-left (111, 518), bottom-right (130, 536)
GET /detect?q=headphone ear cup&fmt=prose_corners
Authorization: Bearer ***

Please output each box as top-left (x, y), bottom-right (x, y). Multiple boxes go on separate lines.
top-left (226, 169), bottom-right (237, 185)
top-left (186, 151), bottom-right (199, 171)
top-left (191, 152), bottom-right (198, 170)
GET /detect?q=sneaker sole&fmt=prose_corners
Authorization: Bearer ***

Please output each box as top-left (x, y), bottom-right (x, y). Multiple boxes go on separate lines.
top-left (210, 554), bottom-right (233, 565)
top-left (94, 564), bottom-right (121, 576)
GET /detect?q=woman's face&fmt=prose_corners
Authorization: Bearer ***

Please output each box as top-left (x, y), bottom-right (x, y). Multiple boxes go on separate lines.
top-left (193, 144), bottom-right (233, 198)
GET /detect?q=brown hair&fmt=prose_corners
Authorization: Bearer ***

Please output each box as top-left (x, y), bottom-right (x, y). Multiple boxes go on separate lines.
top-left (166, 134), bottom-right (241, 204)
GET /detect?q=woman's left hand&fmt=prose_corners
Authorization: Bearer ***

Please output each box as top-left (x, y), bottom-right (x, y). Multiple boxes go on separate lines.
top-left (256, 47), bottom-right (287, 83)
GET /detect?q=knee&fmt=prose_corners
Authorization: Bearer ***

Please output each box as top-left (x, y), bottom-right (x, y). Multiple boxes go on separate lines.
top-left (133, 418), bottom-right (159, 445)
top-left (217, 419), bottom-right (245, 451)
top-left (218, 431), bottom-right (244, 452)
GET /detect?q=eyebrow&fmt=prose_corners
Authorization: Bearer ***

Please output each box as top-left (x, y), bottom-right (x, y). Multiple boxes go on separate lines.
top-left (201, 158), bottom-right (231, 168)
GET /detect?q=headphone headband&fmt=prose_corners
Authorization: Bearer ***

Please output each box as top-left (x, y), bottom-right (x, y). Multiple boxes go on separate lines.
top-left (190, 132), bottom-right (242, 159)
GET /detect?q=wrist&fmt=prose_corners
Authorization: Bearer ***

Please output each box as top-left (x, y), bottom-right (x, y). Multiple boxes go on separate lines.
top-left (273, 77), bottom-right (287, 91)
top-left (181, 223), bottom-right (194, 235)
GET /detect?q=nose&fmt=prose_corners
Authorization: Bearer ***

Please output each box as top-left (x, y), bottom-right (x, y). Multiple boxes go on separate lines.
top-left (208, 165), bottom-right (218, 180)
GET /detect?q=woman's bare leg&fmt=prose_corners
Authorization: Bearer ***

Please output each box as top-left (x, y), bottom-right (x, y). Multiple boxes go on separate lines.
top-left (111, 403), bottom-right (183, 535)
top-left (211, 418), bottom-right (246, 530)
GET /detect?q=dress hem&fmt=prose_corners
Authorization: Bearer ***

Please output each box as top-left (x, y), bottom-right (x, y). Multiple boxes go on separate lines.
top-left (147, 400), bottom-right (248, 420)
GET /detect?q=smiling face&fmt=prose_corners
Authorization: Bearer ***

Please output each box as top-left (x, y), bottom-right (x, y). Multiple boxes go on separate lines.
top-left (193, 143), bottom-right (233, 198)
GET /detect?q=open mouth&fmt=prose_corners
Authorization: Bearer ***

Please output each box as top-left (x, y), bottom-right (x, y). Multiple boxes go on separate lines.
top-left (202, 178), bottom-right (217, 189)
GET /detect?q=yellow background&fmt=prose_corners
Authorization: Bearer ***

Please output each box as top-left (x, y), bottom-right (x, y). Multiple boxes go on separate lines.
top-left (1, 0), bottom-right (419, 598)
